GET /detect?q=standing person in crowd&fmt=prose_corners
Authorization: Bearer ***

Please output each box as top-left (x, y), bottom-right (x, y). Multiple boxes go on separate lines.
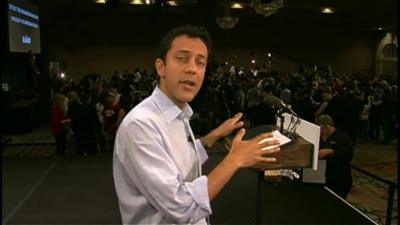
top-left (92, 79), bottom-right (106, 104)
top-left (67, 90), bottom-right (80, 154)
top-left (380, 84), bottom-right (395, 145)
top-left (246, 79), bottom-right (262, 109)
top-left (51, 94), bottom-right (70, 156)
top-left (72, 92), bottom-right (100, 155)
top-left (245, 79), bottom-right (263, 127)
top-left (113, 24), bottom-right (280, 225)
top-left (316, 114), bottom-right (354, 199)
top-left (103, 91), bottom-right (122, 152)
top-left (359, 96), bottom-right (370, 139)
top-left (314, 91), bottom-right (332, 119)
top-left (94, 91), bottom-right (108, 154)
top-left (368, 91), bottom-right (382, 141)
top-left (293, 86), bottom-right (315, 123)
top-left (279, 82), bottom-right (292, 105)
top-left (27, 50), bottom-right (40, 95)
top-left (232, 82), bottom-right (246, 115)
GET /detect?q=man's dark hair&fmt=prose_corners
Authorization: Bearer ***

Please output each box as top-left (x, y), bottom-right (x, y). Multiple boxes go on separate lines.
top-left (159, 24), bottom-right (212, 61)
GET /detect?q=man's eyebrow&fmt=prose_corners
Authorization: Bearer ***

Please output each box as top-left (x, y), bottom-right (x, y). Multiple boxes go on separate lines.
top-left (176, 50), bottom-right (189, 54)
top-left (176, 50), bottom-right (207, 58)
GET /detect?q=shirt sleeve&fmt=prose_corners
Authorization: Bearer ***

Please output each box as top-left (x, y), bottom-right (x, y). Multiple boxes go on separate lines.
top-left (117, 119), bottom-right (212, 224)
top-left (195, 139), bottom-right (209, 165)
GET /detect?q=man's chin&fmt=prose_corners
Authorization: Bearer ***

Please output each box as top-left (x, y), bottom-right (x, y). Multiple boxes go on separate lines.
top-left (179, 97), bottom-right (194, 104)
top-left (177, 94), bottom-right (196, 104)
top-left (182, 89), bottom-right (200, 101)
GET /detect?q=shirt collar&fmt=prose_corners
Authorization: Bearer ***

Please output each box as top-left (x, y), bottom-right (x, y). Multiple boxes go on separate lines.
top-left (151, 86), bottom-right (193, 124)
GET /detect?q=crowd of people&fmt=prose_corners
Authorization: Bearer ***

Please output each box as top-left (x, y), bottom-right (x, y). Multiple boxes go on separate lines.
top-left (46, 25), bottom-right (396, 224)
top-left (50, 61), bottom-right (398, 156)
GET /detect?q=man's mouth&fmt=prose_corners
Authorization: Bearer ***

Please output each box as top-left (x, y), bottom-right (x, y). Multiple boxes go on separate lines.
top-left (180, 80), bottom-right (196, 88)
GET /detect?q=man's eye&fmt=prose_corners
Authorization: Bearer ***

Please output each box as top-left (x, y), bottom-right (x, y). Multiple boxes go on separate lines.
top-left (196, 59), bottom-right (206, 67)
top-left (176, 56), bottom-right (187, 62)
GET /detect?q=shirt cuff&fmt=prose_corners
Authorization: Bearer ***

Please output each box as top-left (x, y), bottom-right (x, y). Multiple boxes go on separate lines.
top-left (185, 175), bottom-right (212, 222)
top-left (195, 139), bottom-right (209, 164)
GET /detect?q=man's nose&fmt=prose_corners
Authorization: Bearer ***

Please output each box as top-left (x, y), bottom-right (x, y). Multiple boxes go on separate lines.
top-left (184, 60), bottom-right (197, 74)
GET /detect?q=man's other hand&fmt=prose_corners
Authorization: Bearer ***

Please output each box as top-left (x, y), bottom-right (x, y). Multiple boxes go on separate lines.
top-left (213, 112), bottom-right (244, 138)
top-left (201, 113), bottom-right (245, 148)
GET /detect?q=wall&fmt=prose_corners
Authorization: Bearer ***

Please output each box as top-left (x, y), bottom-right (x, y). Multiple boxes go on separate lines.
top-left (40, 11), bottom-right (376, 81)
top-left (45, 44), bottom-right (158, 78)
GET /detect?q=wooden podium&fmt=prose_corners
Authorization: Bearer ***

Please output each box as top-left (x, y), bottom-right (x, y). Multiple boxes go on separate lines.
top-left (251, 136), bottom-right (313, 170)
top-left (223, 125), bottom-right (314, 170)
top-left (228, 125), bottom-right (315, 224)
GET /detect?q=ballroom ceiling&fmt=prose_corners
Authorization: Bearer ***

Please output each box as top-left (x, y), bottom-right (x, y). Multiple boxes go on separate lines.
top-left (37, 0), bottom-right (397, 31)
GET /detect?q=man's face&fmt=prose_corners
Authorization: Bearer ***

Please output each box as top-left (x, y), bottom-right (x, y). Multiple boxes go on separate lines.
top-left (106, 94), bottom-right (115, 105)
top-left (320, 125), bottom-right (329, 140)
top-left (156, 35), bottom-right (208, 109)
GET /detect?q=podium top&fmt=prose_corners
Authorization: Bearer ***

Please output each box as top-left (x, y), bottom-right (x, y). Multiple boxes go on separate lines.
top-left (222, 125), bottom-right (314, 170)
top-left (250, 136), bottom-right (314, 170)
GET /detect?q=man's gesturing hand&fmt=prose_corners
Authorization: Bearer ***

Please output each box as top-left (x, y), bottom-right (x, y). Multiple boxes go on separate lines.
top-left (227, 128), bottom-right (280, 168)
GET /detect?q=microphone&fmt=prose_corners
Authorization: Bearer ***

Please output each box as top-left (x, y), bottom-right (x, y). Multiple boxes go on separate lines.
top-left (263, 94), bottom-right (298, 116)
top-left (279, 101), bottom-right (298, 116)
top-left (263, 94), bottom-right (283, 108)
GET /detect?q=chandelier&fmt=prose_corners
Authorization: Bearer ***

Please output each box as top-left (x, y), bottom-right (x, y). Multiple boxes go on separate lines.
top-left (251, 0), bottom-right (284, 17)
top-left (216, 4), bottom-right (238, 29)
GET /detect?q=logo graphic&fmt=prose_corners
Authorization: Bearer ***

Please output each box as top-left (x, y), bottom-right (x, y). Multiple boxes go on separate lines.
top-left (22, 34), bottom-right (31, 44)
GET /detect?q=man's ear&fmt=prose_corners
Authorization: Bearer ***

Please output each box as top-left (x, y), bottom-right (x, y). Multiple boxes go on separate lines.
top-left (155, 58), bottom-right (165, 78)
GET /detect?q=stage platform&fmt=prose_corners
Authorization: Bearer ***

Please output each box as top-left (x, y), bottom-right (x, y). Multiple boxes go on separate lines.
top-left (3, 152), bottom-right (381, 225)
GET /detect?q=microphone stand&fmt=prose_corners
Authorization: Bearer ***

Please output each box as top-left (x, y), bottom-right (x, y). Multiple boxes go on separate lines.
top-left (277, 108), bottom-right (285, 134)
top-left (277, 101), bottom-right (298, 136)
top-left (256, 107), bottom-right (301, 225)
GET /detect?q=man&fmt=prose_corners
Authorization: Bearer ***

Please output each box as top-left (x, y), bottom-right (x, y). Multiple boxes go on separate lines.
top-left (27, 50), bottom-right (40, 95)
top-left (316, 114), bottom-right (354, 199)
top-left (113, 25), bottom-right (280, 225)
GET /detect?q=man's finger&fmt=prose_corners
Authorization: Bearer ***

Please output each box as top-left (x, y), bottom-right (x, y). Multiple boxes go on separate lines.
top-left (256, 156), bottom-right (277, 163)
top-left (234, 121), bottom-right (245, 129)
top-left (259, 147), bottom-right (280, 155)
top-left (229, 113), bottom-right (243, 124)
top-left (234, 112), bottom-right (243, 118)
top-left (255, 132), bottom-right (274, 142)
top-left (259, 139), bottom-right (280, 148)
top-left (233, 128), bottom-right (246, 143)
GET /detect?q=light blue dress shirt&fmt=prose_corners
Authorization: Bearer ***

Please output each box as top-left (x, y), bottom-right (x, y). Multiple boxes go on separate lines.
top-left (113, 86), bottom-right (211, 225)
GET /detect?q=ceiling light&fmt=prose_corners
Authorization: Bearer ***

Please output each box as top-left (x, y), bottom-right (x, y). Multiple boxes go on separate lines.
top-left (216, 4), bottom-right (238, 29)
top-left (321, 8), bottom-right (334, 14)
top-left (130, 0), bottom-right (144, 5)
top-left (251, 0), bottom-right (284, 18)
top-left (231, 3), bottom-right (244, 9)
top-left (145, 0), bottom-right (151, 5)
top-left (378, 27), bottom-right (383, 30)
top-left (95, 0), bottom-right (106, 4)
top-left (166, 1), bottom-right (178, 6)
